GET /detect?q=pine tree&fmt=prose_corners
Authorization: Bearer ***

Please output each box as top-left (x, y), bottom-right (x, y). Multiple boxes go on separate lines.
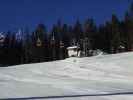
top-left (73, 20), bottom-right (83, 43)
top-left (110, 14), bottom-right (121, 53)
top-left (125, 2), bottom-right (133, 51)
top-left (84, 18), bottom-right (96, 49)
top-left (32, 24), bottom-right (48, 62)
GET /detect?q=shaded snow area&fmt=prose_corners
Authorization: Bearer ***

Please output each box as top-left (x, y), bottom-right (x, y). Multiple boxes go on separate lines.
top-left (1, 52), bottom-right (133, 100)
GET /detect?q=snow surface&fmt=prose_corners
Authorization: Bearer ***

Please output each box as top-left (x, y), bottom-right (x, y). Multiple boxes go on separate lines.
top-left (1, 52), bottom-right (133, 99)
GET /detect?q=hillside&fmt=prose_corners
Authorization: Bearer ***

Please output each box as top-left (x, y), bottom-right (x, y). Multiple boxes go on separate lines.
top-left (0, 52), bottom-right (133, 100)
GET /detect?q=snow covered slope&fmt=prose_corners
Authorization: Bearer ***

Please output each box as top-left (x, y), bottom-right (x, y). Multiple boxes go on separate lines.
top-left (1, 52), bottom-right (133, 100)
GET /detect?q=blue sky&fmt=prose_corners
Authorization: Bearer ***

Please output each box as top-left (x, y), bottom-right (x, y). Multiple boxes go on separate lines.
top-left (0, 0), bottom-right (132, 32)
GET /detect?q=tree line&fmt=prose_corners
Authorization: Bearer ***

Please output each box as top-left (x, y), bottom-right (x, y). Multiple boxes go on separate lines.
top-left (0, 2), bottom-right (133, 66)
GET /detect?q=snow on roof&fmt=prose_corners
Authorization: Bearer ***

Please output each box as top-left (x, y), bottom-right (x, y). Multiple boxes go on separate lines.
top-left (119, 45), bottom-right (125, 49)
top-left (67, 46), bottom-right (80, 50)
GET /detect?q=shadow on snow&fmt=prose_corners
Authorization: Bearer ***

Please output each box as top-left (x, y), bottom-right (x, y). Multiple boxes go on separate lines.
top-left (1, 92), bottom-right (133, 100)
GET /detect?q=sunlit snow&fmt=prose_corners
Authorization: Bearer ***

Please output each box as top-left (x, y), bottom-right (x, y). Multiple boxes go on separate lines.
top-left (0, 52), bottom-right (133, 100)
